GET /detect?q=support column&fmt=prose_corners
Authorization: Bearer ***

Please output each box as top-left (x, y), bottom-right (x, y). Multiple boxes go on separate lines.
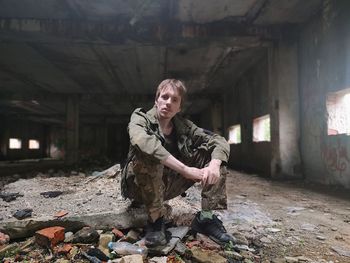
top-left (65, 95), bottom-right (79, 164)
top-left (268, 40), bottom-right (302, 178)
top-left (211, 101), bottom-right (223, 136)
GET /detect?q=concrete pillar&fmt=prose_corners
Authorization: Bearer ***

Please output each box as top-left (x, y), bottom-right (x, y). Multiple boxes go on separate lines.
top-left (268, 40), bottom-right (302, 178)
top-left (65, 95), bottom-right (79, 164)
top-left (211, 101), bottom-right (223, 136)
top-left (222, 91), bottom-right (229, 139)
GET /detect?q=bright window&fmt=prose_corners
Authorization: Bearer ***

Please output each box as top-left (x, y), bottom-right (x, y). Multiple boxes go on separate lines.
top-left (326, 89), bottom-right (350, 135)
top-left (228, 125), bottom-right (241, 144)
top-left (253, 115), bottom-right (270, 142)
top-left (9, 138), bottom-right (22, 149)
top-left (29, 139), bottom-right (40, 149)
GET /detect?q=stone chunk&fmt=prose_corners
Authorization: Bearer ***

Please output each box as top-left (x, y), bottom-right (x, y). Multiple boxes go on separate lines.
top-left (72, 227), bottom-right (99, 243)
top-left (220, 250), bottom-right (243, 260)
top-left (316, 235), bottom-right (326, 240)
top-left (120, 254), bottom-right (143, 263)
top-left (190, 247), bottom-right (227, 263)
top-left (35, 226), bottom-right (65, 247)
top-left (174, 241), bottom-right (188, 256)
top-left (0, 192), bottom-right (23, 202)
top-left (125, 229), bottom-right (140, 243)
top-left (87, 247), bottom-right (110, 261)
top-left (232, 232), bottom-right (249, 246)
top-left (40, 191), bottom-right (63, 198)
top-left (149, 256), bottom-right (168, 263)
top-left (146, 226), bottom-right (189, 255)
top-left (13, 208), bottom-right (33, 220)
top-left (98, 233), bottom-right (115, 256)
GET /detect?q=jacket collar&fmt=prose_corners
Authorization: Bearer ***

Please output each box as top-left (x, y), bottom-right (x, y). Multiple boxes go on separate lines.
top-left (146, 106), bottom-right (159, 124)
top-left (147, 106), bottom-right (189, 135)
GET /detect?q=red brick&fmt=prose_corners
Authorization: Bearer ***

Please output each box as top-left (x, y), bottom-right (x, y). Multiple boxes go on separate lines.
top-left (186, 240), bottom-right (200, 249)
top-left (35, 226), bottom-right (65, 247)
top-left (112, 228), bottom-right (124, 239)
top-left (54, 243), bottom-right (72, 255)
top-left (0, 232), bottom-right (10, 245)
top-left (54, 210), bottom-right (69, 218)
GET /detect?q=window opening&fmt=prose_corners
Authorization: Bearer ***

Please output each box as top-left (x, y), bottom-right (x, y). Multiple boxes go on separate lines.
top-left (253, 114), bottom-right (270, 142)
top-left (29, 139), bottom-right (40, 149)
top-left (228, 125), bottom-right (241, 144)
top-left (9, 138), bottom-right (22, 149)
top-left (326, 89), bottom-right (350, 135)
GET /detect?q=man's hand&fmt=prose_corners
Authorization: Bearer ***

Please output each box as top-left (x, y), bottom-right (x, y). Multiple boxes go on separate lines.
top-left (161, 155), bottom-right (203, 182)
top-left (201, 159), bottom-right (222, 186)
top-left (182, 166), bottom-right (203, 182)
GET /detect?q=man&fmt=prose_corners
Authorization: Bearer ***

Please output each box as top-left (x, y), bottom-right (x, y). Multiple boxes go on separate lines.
top-left (121, 79), bottom-right (235, 247)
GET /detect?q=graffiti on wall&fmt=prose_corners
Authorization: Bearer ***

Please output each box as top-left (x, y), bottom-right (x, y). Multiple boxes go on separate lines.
top-left (321, 137), bottom-right (350, 175)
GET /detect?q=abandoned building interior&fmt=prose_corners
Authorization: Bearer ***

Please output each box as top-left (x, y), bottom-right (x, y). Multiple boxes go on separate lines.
top-left (1, 0), bottom-right (350, 262)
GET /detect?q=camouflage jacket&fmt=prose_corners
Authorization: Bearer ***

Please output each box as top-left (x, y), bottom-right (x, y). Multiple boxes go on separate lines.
top-left (126, 107), bottom-right (230, 164)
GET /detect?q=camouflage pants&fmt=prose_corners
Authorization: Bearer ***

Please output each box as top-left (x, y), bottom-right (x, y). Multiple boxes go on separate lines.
top-left (122, 150), bottom-right (227, 222)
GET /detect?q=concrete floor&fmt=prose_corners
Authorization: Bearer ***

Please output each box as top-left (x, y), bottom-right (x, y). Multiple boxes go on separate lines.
top-left (224, 171), bottom-right (350, 262)
top-left (1, 169), bottom-right (350, 261)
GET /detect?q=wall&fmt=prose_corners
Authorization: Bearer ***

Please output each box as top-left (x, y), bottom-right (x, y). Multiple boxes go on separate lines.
top-left (0, 118), bottom-right (129, 164)
top-left (226, 55), bottom-right (271, 175)
top-left (0, 118), bottom-right (48, 161)
top-left (65, 123), bottom-right (129, 163)
top-left (299, 0), bottom-right (350, 187)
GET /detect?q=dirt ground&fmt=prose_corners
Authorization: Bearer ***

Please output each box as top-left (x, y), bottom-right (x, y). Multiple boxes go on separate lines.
top-left (1, 168), bottom-right (350, 262)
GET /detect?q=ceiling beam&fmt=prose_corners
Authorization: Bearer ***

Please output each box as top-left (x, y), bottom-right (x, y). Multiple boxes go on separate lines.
top-left (0, 18), bottom-right (281, 45)
top-left (245, 0), bottom-right (269, 24)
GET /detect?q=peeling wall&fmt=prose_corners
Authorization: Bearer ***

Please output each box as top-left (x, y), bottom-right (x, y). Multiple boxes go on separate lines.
top-left (300, 0), bottom-right (350, 187)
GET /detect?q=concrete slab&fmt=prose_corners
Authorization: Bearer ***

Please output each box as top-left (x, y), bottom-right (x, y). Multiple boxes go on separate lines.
top-left (146, 226), bottom-right (189, 255)
top-left (0, 171), bottom-right (200, 239)
top-left (0, 208), bottom-right (148, 239)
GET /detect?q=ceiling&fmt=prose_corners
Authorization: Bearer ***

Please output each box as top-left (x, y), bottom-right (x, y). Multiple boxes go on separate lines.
top-left (0, 0), bottom-right (322, 124)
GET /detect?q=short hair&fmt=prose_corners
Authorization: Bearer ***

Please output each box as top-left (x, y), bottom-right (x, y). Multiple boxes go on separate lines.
top-left (155, 79), bottom-right (187, 106)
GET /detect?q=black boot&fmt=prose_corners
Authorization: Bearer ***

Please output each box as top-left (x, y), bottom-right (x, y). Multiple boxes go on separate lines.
top-left (191, 211), bottom-right (236, 246)
top-left (145, 217), bottom-right (167, 247)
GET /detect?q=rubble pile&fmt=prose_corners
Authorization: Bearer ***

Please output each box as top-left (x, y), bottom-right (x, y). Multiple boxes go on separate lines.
top-left (0, 220), bottom-right (264, 263)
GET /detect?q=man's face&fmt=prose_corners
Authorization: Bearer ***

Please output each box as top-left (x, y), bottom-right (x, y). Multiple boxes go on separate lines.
top-left (155, 85), bottom-right (182, 120)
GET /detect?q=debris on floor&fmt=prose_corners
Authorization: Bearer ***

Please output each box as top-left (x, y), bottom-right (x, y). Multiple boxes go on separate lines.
top-left (1, 169), bottom-right (350, 262)
top-left (0, 221), bottom-right (262, 262)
